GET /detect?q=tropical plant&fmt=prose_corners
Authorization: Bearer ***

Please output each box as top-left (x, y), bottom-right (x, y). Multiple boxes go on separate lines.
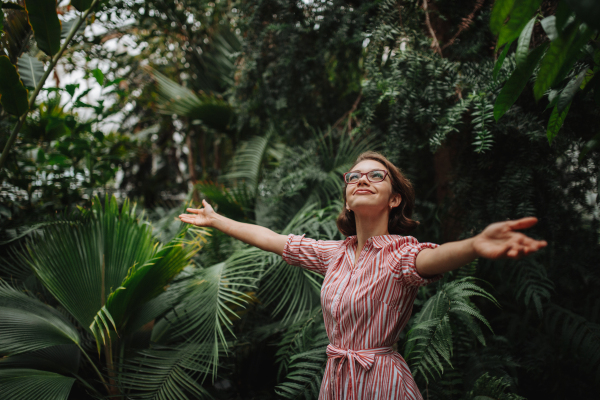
top-left (0, 196), bottom-right (205, 398)
top-left (0, 0), bottom-right (103, 169)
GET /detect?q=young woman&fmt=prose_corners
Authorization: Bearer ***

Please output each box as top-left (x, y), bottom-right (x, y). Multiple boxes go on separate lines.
top-left (178, 151), bottom-right (547, 400)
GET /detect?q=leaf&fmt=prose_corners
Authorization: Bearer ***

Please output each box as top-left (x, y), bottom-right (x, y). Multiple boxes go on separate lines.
top-left (65, 83), bottom-right (78, 97)
top-left (1, 9), bottom-right (4, 32)
top-left (0, 280), bottom-right (81, 357)
top-left (25, 0), bottom-right (62, 56)
top-left (493, 41), bottom-right (512, 80)
top-left (496, 0), bottom-right (543, 50)
top-left (540, 16), bottom-right (558, 41)
top-left (494, 44), bottom-right (548, 121)
top-left (516, 17), bottom-right (537, 66)
top-left (546, 103), bottom-right (570, 144)
top-left (16, 196), bottom-right (156, 333)
top-left (70, 0), bottom-right (92, 12)
top-left (59, 17), bottom-right (83, 41)
top-left (565, 0), bottom-right (600, 30)
top-left (91, 68), bottom-right (103, 86)
top-left (534, 23), bottom-right (593, 100)
top-left (16, 54), bottom-right (45, 89)
top-left (0, 369), bottom-right (75, 400)
top-left (557, 70), bottom-right (586, 113)
top-left (490, 0), bottom-right (517, 35)
top-left (0, 55), bottom-right (29, 116)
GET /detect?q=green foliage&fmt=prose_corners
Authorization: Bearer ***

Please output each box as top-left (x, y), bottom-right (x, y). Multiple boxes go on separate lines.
top-left (0, 369), bottom-right (76, 400)
top-left (404, 277), bottom-right (497, 382)
top-left (275, 307), bottom-right (328, 399)
top-left (16, 54), bottom-right (45, 89)
top-left (24, 0), bottom-right (62, 56)
top-left (0, 55), bottom-right (28, 116)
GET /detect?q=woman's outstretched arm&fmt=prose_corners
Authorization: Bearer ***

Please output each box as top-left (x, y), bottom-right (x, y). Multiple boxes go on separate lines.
top-left (179, 199), bottom-right (289, 255)
top-left (415, 217), bottom-right (548, 277)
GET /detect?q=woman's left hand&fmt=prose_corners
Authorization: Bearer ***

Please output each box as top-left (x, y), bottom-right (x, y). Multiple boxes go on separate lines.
top-left (472, 217), bottom-right (548, 260)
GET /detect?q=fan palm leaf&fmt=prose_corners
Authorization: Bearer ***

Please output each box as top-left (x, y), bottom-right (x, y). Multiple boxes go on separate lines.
top-left (0, 369), bottom-right (75, 400)
top-left (15, 196), bottom-right (156, 336)
top-left (0, 280), bottom-right (80, 356)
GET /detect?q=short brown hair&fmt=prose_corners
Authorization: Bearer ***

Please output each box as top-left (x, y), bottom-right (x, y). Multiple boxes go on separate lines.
top-left (336, 151), bottom-right (419, 237)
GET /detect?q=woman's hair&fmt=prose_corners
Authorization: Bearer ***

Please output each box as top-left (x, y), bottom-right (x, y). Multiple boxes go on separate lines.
top-left (336, 151), bottom-right (419, 237)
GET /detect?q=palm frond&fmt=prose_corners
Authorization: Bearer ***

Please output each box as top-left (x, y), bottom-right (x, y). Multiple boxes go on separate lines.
top-left (545, 303), bottom-right (600, 381)
top-left (0, 280), bottom-right (80, 356)
top-left (17, 196), bottom-right (156, 334)
top-left (118, 345), bottom-right (214, 400)
top-left (404, 277), bottom-right (497, 382)
top-left (275, 307), bottom-right (328, 399)
top-left (0, 345), bottom-right (80, 375)
top-left (147, 67), bottom-right (234, 131)
top-left (465, 372), bottom-right (525, 400)
top-left (147, 247), bottom-right (262, 381)
top-left (220, 128), bottom-right (275, 194)
top-left (259, 204), bottom-right (340, 324)
top-left (512, 258), bottom-right (554, 318)
top-left (0, 369), bottom-right (75, 400)
top-left (105, 228), bottom-right (198, 330)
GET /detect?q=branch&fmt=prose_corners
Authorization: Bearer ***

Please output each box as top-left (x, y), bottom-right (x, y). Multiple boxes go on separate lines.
top-left (441, 0), bottom-right (485, 51)
top-left (332, 93), bottom-right (362, 133)
top-left (423, 0), bottom-right (442, 57)
top-left (0, 0), bottom-right (101, 170)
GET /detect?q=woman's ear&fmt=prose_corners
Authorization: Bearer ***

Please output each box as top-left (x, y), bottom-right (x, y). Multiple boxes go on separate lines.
top-left (390, 194), bottom-right (402, 208)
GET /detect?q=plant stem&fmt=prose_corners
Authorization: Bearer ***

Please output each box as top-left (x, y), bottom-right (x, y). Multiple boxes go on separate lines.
top-left (0, 0), bottom-right (101, 170)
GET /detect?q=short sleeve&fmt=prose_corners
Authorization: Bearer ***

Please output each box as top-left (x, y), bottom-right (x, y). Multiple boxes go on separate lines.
top-left (282, 234), bottom-right (342, 276)
top-left (388, 237), bottom-right (442, 286)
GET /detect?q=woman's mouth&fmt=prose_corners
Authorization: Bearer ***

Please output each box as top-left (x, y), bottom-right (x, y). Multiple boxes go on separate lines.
top-left (355, 190), bottom-right (373, 194)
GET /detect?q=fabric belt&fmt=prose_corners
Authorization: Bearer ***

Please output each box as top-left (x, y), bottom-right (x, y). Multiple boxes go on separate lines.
top-left (326, 344), bottom-right (394, 400)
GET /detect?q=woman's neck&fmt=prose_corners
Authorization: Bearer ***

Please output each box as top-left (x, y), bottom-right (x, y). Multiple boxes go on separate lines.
top-left (354, 209), bottom-right (390, 249)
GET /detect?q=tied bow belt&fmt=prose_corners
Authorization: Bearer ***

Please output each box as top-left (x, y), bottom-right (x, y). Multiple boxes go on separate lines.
top-left (326, 344), bottom-right (394, 399)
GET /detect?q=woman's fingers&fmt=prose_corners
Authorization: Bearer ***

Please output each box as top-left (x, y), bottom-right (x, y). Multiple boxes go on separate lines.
top-left (506, 217), bottom-right (538, 231)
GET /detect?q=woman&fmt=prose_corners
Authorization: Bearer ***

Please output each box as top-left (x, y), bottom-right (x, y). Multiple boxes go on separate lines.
top-left (178, 151), bottom-right (547, 399)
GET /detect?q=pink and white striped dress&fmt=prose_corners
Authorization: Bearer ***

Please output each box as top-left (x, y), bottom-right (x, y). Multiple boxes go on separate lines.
top-left (282, 233), bottom-right (442, 400)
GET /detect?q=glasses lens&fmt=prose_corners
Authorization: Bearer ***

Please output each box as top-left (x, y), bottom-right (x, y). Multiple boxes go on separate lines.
top-left (345, 172), bottom-right (360, 183)
top-left (368, 170), bottom-right (385, 182)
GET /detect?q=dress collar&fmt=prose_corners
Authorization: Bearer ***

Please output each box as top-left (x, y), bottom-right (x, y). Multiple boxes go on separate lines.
top-left (345, 234), bottom-right (399, 249)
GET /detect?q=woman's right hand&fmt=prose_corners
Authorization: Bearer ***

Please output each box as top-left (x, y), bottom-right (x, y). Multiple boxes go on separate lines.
top-left (179, 199), bottom-right (217, 227)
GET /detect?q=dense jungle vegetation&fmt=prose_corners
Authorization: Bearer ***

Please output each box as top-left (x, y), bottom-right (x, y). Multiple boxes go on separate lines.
top-left (0, 0), bottom-right (599, 399)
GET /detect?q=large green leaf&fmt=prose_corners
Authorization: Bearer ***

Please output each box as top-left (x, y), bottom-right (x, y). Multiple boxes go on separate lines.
top-left (0, 55), bottom-right (29, 116)
top-left (70, 0), bottom-right (92, 12)
top-left (0, 280), bottom-right (80, 356)
top-left (515, 17), bottom-right (537, 66)
top-left (104, 229), bottom-right (197, 330)
top-left (534, 23), bottom-right (594, 100)
top-left (0, 369), bottom-right (75, 400)
top-left (24, 0), bottom-right (62, 56)
top-left (492, 41), bottom-right (512, 80)
top-left (16, 53), bottom-right (45, 89)
top-left (557, 70), bottom-right (587, 113)
top-left (496, 0), bottom-right (543, 50)
top-left (546, 103), bottom-right (571, 144)
top-left (490, 0), bottom-right (517, 35)
top-left (494, 44), bottom-right (548, 121)
top-left (59, 17), bottom-right (83, 40)
top-left (19, 196), bottom-right (156, 332)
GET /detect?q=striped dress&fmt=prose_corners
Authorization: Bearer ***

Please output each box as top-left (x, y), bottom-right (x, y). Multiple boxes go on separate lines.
top-left (282, 233), bottom-right (442, 400)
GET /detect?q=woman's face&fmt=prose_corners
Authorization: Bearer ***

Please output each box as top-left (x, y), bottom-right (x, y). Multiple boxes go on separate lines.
top-left (345, 160), bottom-right (401, 215)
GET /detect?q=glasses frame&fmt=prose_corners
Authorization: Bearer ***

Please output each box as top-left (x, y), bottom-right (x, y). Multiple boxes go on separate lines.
top-left (343, 169), bottom-right (389, 184)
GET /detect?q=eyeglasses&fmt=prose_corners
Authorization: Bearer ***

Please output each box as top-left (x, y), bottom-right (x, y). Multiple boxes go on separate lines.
top-left (343, 169), bottom-right (389, 184)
